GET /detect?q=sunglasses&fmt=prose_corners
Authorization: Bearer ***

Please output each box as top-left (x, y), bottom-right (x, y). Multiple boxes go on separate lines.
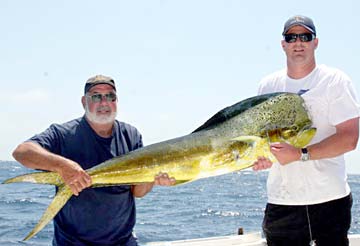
top-left (283, 33), bottom-right (315, 43)
top-left (86, 93), bottom-right (117, 103)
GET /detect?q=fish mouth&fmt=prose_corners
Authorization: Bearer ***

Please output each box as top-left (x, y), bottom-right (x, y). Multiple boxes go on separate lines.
top-left (286, 126), bottom-right (317, 148)
top-left (261, 124), bottom-right (316, 147)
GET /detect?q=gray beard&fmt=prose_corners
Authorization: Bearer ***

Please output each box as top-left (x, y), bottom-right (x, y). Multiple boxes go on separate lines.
top-left (85, 101), bottom-right (117, 124)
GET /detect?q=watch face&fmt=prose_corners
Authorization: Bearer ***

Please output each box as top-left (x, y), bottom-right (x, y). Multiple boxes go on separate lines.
top-left (301, 153), bottom-right (309, 161)
top-left (301, 148), bottom-right (309, 161)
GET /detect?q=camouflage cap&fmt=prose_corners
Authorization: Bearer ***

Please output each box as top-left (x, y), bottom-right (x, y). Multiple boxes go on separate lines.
top-left (84, 75), bottom-right (116, 94)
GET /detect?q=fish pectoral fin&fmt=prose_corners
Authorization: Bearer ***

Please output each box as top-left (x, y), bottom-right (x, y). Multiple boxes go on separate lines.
top-left (23, 185), bottom-right (73, 241)
top-left (230, 136), bottom-right (276, 162)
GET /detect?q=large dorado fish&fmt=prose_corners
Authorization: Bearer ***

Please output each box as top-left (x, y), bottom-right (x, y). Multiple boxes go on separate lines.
top-left (3, 92), bottom-right (316, 240)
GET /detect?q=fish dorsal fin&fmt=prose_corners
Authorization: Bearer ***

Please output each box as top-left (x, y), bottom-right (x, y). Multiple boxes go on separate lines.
top-left (192, 92), bottom-right (284, 133)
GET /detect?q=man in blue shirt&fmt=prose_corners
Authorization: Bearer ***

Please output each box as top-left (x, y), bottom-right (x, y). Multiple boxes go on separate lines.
top-left (12, 75), bottom-right (175, 246)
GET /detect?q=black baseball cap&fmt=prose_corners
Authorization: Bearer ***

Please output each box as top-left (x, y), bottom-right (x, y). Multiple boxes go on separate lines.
top-left (282, 15), bottom-right (316, 35)
top-left (84, 75), bottom-right (116, 94)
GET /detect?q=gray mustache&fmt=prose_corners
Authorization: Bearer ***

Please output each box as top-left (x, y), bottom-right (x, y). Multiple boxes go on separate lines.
top-left (96, 106), bottom-right (111, 111)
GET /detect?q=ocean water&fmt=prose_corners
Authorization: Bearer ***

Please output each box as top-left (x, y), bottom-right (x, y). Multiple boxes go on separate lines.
top-left (1, 160), bottom-right (360, 245)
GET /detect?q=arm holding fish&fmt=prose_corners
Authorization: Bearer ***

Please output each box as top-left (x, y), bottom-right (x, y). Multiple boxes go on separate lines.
top-left (12, 141), bottom-right (92, 196)
top-left (253, 117), bottom-right (359, 169)
top-left (302, 117), bottom-right (358, 160)
top-left (131, 172), bottom-right (176, 197)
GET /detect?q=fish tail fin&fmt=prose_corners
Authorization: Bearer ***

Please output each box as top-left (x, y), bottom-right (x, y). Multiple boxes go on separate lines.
top-left (23, 185), bottom-right (72, 241)
top-left (2, 171), bottom-right (63, 186)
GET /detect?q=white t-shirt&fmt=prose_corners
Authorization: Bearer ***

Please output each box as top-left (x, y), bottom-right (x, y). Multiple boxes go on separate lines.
top-left (258, 64), bottom-right (360, 205)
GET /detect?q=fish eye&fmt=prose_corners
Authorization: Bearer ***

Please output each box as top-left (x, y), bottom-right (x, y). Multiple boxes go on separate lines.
top-left (291, 125), bottom-right (299, 131)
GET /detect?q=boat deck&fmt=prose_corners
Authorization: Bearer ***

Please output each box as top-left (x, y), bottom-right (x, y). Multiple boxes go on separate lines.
top-left (145, 232), bottom-right (360, 246)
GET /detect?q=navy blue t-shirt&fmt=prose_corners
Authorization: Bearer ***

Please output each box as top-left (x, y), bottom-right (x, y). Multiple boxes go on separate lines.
top-left (29, 116), bottom-right (143, 246)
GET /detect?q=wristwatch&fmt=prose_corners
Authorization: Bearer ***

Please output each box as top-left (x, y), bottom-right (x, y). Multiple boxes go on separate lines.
top-left (300, 148), bottom-right (310, 161)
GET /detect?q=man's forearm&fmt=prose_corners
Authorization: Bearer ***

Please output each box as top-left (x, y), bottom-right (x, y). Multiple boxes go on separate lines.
top-left (12, 141), bottom-right (68, 172)
top-left (307, 117), bottom-right (359, 160)
top-left (131, 183), bottom-right (154, 198)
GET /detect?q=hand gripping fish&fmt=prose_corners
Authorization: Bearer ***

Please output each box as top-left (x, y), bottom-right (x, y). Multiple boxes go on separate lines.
top-left (2, 92), bottom-right (316, 240)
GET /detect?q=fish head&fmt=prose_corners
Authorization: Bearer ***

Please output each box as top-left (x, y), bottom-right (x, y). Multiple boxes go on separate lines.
top-left (267, 126), bottom-right (316, 148)
top-left (258, 93), bottom-right (316, 148)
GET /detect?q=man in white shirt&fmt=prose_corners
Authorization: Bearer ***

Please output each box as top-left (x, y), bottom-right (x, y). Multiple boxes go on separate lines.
top-left (253, 15), bottom-right (360, 246)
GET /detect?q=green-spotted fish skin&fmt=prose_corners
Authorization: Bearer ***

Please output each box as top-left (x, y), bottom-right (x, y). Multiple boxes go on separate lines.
top-left (2, 92), bottom-right (316, 241)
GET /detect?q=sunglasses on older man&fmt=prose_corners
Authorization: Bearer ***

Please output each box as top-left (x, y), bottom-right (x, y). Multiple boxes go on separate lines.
top-left (86, 93), bottom-right (117, 103)
top-left (283, 33), bottom-right (315, 43)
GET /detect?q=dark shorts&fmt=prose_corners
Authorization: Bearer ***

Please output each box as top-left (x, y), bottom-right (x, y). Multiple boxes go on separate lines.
top-left (52, 232), bottom-right (138, 246)
top-left (263, 193), bottom-right (352, 246)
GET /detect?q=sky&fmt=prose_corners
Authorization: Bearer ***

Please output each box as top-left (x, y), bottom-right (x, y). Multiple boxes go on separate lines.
top-left (1, 0), bottom-right (360, 173)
